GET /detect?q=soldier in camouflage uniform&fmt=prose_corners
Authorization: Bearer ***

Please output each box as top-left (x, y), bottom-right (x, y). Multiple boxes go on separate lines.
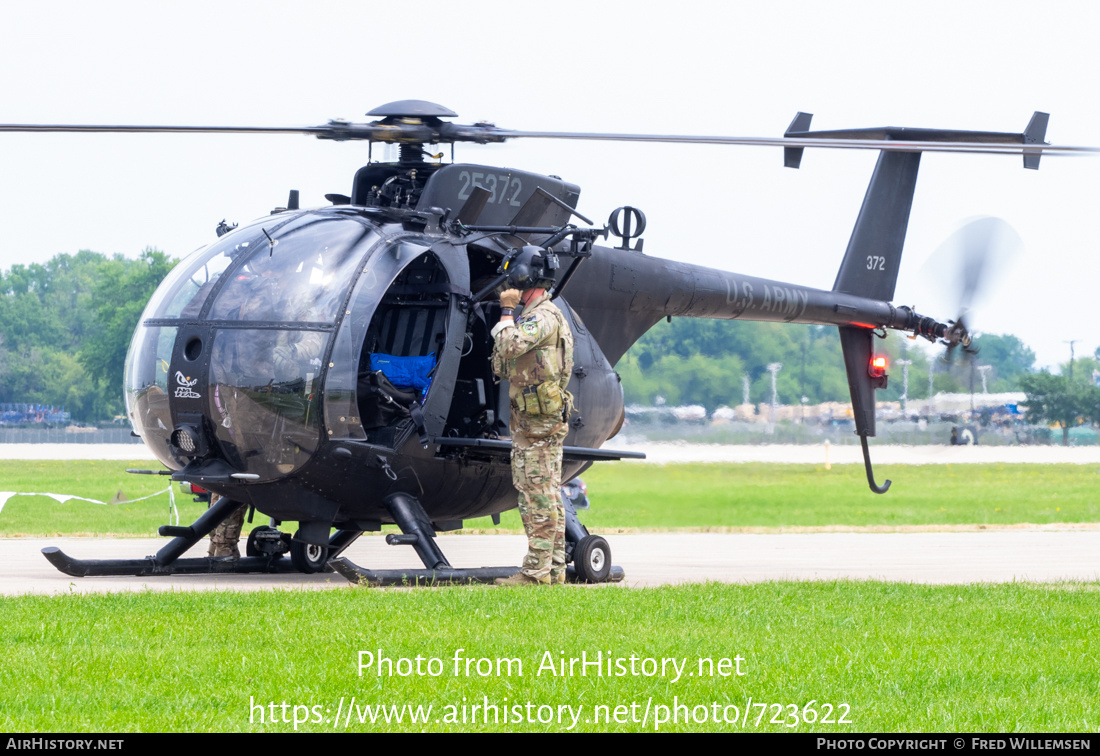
top-left (207, 493), bottom-right (247, 558)
top-left (490, 279), bottom-right (574, 586)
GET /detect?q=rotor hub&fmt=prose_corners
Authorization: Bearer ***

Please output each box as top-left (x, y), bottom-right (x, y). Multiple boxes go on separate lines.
top-left (367, 100), bottom-right (457, 119)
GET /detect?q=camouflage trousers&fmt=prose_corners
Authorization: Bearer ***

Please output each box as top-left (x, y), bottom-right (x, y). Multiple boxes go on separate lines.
top-left (207, 494), bottom-right (247, 558)
top-left (510, 410), bottom-right (568, 583)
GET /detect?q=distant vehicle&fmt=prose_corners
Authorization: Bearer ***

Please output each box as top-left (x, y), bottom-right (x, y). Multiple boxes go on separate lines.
top-left (179, 482), bottom-right (212, 504)
top-left (0, 403), bottom-right (70, 425)
top-left (950, 426), bottom-right (979, 445)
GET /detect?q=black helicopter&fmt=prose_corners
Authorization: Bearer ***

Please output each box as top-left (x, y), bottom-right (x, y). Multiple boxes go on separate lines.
top-left (4, 100), bottom-right (1082, 584)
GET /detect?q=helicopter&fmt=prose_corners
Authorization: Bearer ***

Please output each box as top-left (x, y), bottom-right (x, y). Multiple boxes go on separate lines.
top-left (5, 100), bottom-right (1086, 585)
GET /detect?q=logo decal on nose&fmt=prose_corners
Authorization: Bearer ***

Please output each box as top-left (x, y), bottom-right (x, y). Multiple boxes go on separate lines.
top-left (174, 370), bottom-right (202, 399)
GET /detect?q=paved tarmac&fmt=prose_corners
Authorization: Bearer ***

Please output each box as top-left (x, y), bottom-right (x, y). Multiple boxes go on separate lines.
top-left (4, 526), bottom-right (1098, 595)
top-left (3, 443), bottom-right (1099, 595)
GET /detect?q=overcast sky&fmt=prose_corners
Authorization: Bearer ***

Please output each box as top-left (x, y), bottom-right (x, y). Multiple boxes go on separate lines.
top-left (1, 0), bottom-right (1097, 369)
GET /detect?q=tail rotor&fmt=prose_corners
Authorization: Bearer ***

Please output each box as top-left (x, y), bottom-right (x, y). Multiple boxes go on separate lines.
top-left (926, 216), bottom-right (1023, 363)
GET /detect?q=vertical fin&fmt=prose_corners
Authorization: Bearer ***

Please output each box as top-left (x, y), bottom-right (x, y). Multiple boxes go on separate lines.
top-left (838, 326), bottom-right (878, 437)
top-left (832, 151), bottom-right (921, 301)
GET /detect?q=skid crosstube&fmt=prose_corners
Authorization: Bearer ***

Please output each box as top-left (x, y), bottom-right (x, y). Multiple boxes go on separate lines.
top-left (328, 557), bottom-right (625, 586)
top-left (329, 491), bottom-right (625, 586)
top-left (40, 493), bottom-right (257, 577)
top-left (39, 492), bottom-right (361, 577)
top-left (40, 488), bottom-right (623, 584)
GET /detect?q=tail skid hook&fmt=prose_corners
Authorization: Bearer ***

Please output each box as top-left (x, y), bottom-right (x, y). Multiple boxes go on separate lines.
top-left (860, 435), bottom-right (891, 494)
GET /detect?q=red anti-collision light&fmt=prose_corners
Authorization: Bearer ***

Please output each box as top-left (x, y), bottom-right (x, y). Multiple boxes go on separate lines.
top-left (869, 355), bottom-right (888, 378)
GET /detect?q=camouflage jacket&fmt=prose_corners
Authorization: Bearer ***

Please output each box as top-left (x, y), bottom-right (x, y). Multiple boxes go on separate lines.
top-left (490, 292), bottom-right (574, 409)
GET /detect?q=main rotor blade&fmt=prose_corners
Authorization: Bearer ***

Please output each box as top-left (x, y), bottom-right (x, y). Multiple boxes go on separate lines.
top-left (492, 130), bottom-right (1099, 156)
top-left (3, 120), bottom-right (1096, 157)
top-left (0, 124), bottom-right (325, 135)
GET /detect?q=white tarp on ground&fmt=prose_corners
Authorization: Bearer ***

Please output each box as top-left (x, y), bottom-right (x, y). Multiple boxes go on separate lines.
top-left (0, 487), bottom-right (176, 520)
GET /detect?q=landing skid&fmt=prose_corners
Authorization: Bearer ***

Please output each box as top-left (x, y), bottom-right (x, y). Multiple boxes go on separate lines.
top-left (39, 495), bottom-right (360, 578)
top-left (329, 491), bottom-right (625, 587)
top-left (42, 547), bottom-right (303, 577)
top-left (329, 560), bottom-right (517, 586)
top-left (39, 489), bottom-right (625, 585)
top-left (329, 559), bottom-right (625, 586)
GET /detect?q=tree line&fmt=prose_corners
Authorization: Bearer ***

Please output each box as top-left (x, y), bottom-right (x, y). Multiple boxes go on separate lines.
top-left (0, 250), bottom-right (1093, 444)
top-left (0, 249), bottom-right (176, 422)
top-left (1017, 367), bottom-right (1100, 446)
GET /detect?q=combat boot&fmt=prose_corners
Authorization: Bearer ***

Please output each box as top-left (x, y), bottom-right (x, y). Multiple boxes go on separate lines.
top-left (207, 520), bottom-right (242, 558)
top-left (206, 494), bottom-right (245, 559)
top-left (494, 572), bottom-right (548, 587)
top-left (551, 571), bottom-right (566, 585)
top-left (208, 543), bottom-right (240, 559)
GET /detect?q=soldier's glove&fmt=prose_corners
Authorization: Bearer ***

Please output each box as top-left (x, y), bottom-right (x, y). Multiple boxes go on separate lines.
top-left (500, 289), bottom-right (522, 310)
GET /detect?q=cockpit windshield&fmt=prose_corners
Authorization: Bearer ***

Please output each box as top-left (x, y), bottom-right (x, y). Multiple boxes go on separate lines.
top-left (125, 212), bottom-right (381, 477)
top-left (139, 214), bottom-right (376, 324)
top-left (208, 219), bottom-right (372, 323)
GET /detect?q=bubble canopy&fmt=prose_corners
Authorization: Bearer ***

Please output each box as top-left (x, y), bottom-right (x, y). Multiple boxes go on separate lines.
top-left (124, 211), bottom-right (385, 477)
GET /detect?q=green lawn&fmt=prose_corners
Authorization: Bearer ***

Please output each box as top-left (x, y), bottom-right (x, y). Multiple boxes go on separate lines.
top-left (0, 459), bottom-right (204, 536)
top-left (1, 460), bottom-right (1098, 536)
top-left (1, 581), bottom-right (1096, 733)
top-left (3, 459), bottom-right (1099, 733)
top-left (578, 462), bottom-right (1100, 529)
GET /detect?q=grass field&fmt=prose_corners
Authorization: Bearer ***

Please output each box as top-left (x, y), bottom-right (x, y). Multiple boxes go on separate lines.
top-left (1, 459), bottom-right (1098, 536)
top-left (0, 460), bottom-right (198, 536)
top-left (2, 581), bottom-right (1098, 733)
top-left (579, 462), bottom-right (1100, 530)
top-left (3, 458), bottom-right (1098, 733)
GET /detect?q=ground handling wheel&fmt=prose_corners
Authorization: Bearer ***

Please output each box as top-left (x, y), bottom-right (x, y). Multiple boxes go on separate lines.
top-left (245, 526), bottom-right (291, 558)
top-left (573, 535), bottom-right (611, 583)
top-left (290, 535), bottom-right (329, 573)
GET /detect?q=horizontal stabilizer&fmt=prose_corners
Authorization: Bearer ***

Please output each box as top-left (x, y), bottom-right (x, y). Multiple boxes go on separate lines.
top-left (782, 110), bottom-right (1058, 169)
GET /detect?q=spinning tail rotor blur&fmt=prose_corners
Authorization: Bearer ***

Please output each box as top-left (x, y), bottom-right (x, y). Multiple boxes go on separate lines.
top-left (921, 216), bottom-right (1024, 364)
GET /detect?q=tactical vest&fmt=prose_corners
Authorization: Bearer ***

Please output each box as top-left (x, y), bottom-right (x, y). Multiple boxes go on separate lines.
top-left (491, 296), bottom-right (574, 416)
